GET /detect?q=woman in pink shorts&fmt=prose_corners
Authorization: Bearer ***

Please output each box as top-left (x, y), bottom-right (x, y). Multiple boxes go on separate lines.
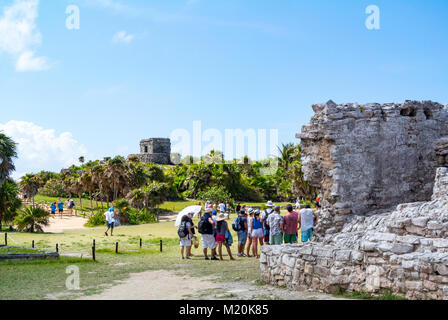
top-left (216, 213), bottom-right (235, 261)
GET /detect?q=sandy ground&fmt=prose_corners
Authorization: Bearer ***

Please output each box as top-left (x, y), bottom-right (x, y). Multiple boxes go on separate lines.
top-left (43, 216), bottom-right (88, 233)
top-left (77, 270), bottom-right (344, 301)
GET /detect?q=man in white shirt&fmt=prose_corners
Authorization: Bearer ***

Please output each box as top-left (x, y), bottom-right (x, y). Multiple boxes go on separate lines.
top-left (298, 204), bottom-right (319, 243)
top-left (218, 202), bottom-right (226, 213)
top-left (104, 207), bottom-right (115, 236)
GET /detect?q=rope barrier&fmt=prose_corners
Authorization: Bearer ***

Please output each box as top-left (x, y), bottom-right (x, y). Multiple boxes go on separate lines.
top-left (1, 232), bottom-right (164, 258)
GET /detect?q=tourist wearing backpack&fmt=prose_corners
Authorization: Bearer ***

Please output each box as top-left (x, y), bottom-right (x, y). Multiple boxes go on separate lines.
top-left (67, 198), bottom-right (75, 216)
top-left (261, 201), bottom-right (275, 244)
top-left (216, 213), bottom-right (235, 261)
top-left (179, 213), bottom-right (195, 260)
top-left (233, 209), bottom-right (248, 257)
top-left (198, 208), bottom-right (218, 260)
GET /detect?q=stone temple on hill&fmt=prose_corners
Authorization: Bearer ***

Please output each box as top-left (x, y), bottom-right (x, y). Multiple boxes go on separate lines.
top-left (128, 138), bottom-right (172, 165)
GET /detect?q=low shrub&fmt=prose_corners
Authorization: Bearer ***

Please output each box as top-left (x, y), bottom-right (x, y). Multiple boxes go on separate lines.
top-left (86, 210), bottom-right (106, 227)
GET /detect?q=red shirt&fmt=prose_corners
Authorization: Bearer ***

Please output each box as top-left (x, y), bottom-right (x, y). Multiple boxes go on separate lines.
top-left (283, 211), bottom-right (299, 235)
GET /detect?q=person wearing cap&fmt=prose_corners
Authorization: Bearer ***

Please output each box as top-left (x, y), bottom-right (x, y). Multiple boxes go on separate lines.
top-left (261, 201), bottom-right (275, 245)
top-left (250, 209), bottom-right (264, 258)
top-left (216, 213), bottom-right (235, 260)
top-left (199, 208), bottom-right (219, 260)
top-left (266, 205), bottom-right (284, 245)
top-left (104, 207), bottom-right (115, 237)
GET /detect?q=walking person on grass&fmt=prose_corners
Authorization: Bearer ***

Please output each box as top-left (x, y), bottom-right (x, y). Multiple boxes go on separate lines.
top-left (104, 207), bottom-right (115, 237)
top-left (57, 198), bottom-right (64, 218)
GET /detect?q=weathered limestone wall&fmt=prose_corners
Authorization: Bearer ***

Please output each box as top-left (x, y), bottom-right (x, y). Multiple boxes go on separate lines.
top-left (128, 138), bottom-right (172, 165)
top-left (261, 168), bottom-right (448, 300)
top-left (297, 100), bottom-right (448, 232)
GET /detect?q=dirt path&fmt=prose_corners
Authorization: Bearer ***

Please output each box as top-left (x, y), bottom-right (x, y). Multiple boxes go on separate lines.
top-left (42, 216), bottom-right (88, 233)
top-left (78, 270), bottom-right (345, 300)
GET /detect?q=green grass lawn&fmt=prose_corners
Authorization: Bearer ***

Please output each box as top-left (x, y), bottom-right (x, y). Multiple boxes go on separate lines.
top-left (0, 218), bottom-right (261, 300)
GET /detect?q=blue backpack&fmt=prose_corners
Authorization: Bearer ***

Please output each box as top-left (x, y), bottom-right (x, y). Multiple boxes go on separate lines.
top-left (232, 216), bottom-right (242, 232)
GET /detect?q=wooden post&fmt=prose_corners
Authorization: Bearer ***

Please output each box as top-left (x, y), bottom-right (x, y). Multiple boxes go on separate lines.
top-left (4, 233), bottom-right (7, 247)
top-left (93, 239), bottom-right (96, 250)
top-left (56, 244), bottom-right (59, 253)
top-left (160, 240), bottom-right (163, 252)
top-left (140, 238), bottom-right (142, 249)
top-left (92, 246), bottom-right (96, 261)
top-left (32, 240), bottom-right (35, 248)
top-left (116, 242), bottom-right (119, 254)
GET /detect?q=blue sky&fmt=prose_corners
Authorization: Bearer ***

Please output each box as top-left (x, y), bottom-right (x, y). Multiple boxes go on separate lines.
top-left (0, 0), bottom-right (447, 177)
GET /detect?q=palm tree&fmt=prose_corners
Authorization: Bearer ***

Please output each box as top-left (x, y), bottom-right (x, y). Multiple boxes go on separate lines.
top-left (80, 168), bottom-right (97, 209)
top-left (104, 156), bottom-right (127, 201)
top-left (15, 206), bottom-right (50, 233)
top-left (19, 174), bottom-right (42, 207)
top-left (0, 178), bottom-right (22, 230)
top-left (0, 133), bottom-right (17, 185)
top-left (277, 143), bottom-right (296, 171)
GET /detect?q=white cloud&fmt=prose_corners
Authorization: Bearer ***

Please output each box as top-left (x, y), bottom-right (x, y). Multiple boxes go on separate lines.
top-left (0, 0), bottom-right (50, 72)
top-left (0, 121), bottom-right (88, 179)
top-left (16, 50), bottom-right (50, 71)
top-left (112, 31), bottom-right (135, 44)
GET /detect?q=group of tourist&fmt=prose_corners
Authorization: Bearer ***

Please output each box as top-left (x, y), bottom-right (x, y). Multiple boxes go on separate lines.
top-left (178, 200), bottom-right (321, 261)
top-left (49, 198), bottom-right (76, 217)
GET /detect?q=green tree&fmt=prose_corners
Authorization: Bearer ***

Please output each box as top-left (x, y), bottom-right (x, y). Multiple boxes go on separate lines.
top-left (0, 178), bottom-right (22, 230)
top-left (15, 206), bottom-right (50, 233)
top-left (20, 174), bottom-right (43, 207)
top-left (0, 133), bottom-right (17, 185)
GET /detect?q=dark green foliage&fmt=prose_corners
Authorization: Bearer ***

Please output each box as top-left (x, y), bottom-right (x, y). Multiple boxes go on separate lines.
top-left (38, 179), bottom-right (68, 198)
top-left (14, 206), bottom-right (50, 233)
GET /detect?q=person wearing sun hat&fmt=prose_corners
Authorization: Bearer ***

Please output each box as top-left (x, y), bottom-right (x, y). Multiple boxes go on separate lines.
top-left (261, 201), bottom-right (275, 245)
top-left (215, 213), bottom-right (235, 260)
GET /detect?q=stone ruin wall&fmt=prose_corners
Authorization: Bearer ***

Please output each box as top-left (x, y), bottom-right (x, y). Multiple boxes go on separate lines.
top-left (297, 100), bottom-right (448, 233)
top-left (261, 100), bottom-right (448, 300)
top-left (128, 138), bottom-right (172, 165)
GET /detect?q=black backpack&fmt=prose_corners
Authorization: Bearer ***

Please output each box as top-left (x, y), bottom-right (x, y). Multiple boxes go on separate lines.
top-left (177, 221), bottom-right (188, 238)
top-left (198, 214), bottom-right (213, 235)
top-left (263, 209), bottom-right (274, 229)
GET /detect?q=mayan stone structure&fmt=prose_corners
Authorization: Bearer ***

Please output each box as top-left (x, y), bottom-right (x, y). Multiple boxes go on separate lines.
top-left (296, 100), bottom-right (448, 233)
top-left (261, 100), bottom-right (448, 300)
top-left (128, 138), bottom-right (172, 165)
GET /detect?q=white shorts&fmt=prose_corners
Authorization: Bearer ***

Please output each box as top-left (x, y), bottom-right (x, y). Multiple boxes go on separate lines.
top-left (251, 228), bottom-right (263, 239)
top-left (201, 234), bottom-right (217, 249)
top-left (180, 235), bottom-right (191, 247)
